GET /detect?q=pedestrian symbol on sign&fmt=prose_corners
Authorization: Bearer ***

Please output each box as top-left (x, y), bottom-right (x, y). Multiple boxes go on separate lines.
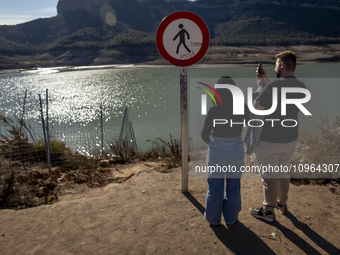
top-left (156, 11), bottom-right (210, 66)
top-left (173, 24), bottom-right (191, 54)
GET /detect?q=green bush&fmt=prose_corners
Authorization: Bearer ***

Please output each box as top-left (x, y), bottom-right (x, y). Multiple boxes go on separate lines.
top-left (33, 140), bottom-right (74, 164)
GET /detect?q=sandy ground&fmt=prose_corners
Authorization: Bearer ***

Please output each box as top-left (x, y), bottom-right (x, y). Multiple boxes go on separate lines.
top-left (2, 44), bottom-right (340, 71)
top-left (206, 44), bottom-right (340, 64)
top-left (0, 161), bottom-right (339, 255)
top-left (145, 44), bottom-right (340, 66)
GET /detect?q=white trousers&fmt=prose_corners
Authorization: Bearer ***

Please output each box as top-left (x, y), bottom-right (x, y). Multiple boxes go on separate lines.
top-left (255, 140), bottom-right (297, 211)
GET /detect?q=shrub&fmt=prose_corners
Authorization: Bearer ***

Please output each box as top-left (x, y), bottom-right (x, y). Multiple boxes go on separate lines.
top-left (33, 139), bottom-right (74, 164)
top-left (291, 115), bottom-right (340, 184)
top-left (109, 138), bottom-right (137, 161)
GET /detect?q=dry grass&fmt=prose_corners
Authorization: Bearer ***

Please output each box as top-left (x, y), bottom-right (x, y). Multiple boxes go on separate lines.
top-left (109, 134), bottom-right (182, 168)
top-left (145, 134), bottom-right (182, 168)
top-left (109, 138), bottom-right (138, 161)
top-left (2, 110), bottom-right (339, 209)
top-left (291, 115), bottom-right (340, 185)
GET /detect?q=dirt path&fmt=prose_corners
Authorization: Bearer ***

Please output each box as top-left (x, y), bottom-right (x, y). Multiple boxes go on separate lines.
top-left (0, 163), bottom-right (339, 255)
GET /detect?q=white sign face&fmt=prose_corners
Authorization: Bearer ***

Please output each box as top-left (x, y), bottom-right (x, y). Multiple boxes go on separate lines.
top-left (162, 18), bottom-right (203, 61)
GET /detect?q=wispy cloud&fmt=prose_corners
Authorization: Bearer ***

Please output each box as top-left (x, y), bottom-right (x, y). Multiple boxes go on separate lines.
top-left (0, 15), bottom-right (37, 25)
top-left (39, 7), bottom-right (57, 14)
top-left (0, 7), bottom-right (57, 25)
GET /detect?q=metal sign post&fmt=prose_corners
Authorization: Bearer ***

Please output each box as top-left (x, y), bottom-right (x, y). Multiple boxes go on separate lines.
top-left (156, 11), bottom-right (210, 193)
top-left (46, 89), bottom-right (51, 174)
top-left (180, 66), bottom-right (188, 193)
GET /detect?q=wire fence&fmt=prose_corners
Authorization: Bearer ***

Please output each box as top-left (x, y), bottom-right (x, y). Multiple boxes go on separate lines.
top-left (0, 89), bottom-right (137, 172)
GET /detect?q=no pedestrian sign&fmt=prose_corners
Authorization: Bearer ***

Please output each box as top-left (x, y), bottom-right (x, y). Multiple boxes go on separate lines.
top-left (156, 11), bottom-right (210, 66)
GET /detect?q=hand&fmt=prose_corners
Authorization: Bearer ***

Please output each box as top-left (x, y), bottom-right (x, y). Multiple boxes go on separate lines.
top-left (256, 67), bottom-right (268, 79)
top-left (256, 65), bottom-right (270, 87)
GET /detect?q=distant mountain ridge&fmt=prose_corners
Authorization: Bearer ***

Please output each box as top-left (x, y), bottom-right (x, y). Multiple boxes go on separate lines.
top-left (1, 0), bottom-right (340, 68)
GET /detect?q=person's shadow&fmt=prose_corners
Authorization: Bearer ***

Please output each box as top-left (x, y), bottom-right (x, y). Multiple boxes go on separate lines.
top-left (184, 192), bottom-right (276, 254)
top-left (276, 214), bottom-right (340, 255)
top-left (249, 212), bottom-right (340, 255)
top-left (184, 192), bottom-right (340, 255)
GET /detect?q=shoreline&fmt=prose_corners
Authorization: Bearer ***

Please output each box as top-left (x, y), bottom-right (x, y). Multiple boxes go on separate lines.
top-left (1, 44), bottom-right (340, 73)
top-left (0, 59), bottom-right (330, 75)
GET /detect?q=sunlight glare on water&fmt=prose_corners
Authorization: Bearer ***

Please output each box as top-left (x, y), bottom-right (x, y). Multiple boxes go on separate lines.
top-left (1, 63), bottom-right (340, 151)
top-left (0, 66), bottom-right (181, 151)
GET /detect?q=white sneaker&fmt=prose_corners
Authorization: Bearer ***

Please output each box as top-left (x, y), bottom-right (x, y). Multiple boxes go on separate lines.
top-left (277, 203), bottom-right (289, 215)
top-left (249, 207), bottom-right (275, 222)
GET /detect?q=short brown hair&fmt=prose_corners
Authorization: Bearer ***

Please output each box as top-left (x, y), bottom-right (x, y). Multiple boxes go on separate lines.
top-left (275, 51), bottom-right (296, 72)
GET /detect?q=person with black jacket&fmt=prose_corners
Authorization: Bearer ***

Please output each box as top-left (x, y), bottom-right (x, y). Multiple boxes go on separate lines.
top-left (201, 76), bottom-right (249, 228)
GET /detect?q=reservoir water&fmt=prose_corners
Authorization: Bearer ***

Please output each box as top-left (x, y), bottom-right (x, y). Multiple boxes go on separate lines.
top-left (1, 63), bottom-right (340, 155)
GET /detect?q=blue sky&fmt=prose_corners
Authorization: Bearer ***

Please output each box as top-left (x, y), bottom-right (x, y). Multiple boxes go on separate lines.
top-left (0, 0), bottom-right (59, 25)
top-left (0, 0), bottom-right (197, 26)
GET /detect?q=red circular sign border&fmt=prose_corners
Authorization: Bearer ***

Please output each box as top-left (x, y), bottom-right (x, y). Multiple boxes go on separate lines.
top-left (156, 11), bottom-right (210, 67)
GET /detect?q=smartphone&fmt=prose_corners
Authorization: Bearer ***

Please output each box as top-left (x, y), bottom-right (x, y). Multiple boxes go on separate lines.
top-left (258, 60), bottom-right (262, 74)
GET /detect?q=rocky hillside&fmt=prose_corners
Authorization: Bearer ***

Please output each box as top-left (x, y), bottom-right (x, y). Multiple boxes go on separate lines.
top-left (1, 0), bottom-right (340, 68)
